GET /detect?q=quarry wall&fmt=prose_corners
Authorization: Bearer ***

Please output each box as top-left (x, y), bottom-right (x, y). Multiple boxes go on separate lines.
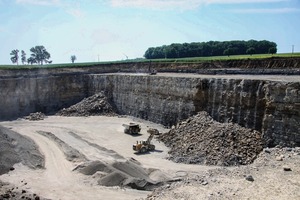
top-left (0, 75), bottom-right (88, 119)
top-left (88, 74), bottom-right (300, 147)
top-left (0, 58), bottom-right (299, 147)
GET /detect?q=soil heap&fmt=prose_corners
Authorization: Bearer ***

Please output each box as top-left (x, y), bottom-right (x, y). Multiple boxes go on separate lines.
top-left (24, 112), bottom-right (46, 121)
top-left (146, 147), bottom-right (300, 200)
top-left (56, 92), bottom-right (116, 117)
top-left (159, 111), bottom-right (264, 166)
top-left (75, 159), bottom-right (169, 191)
top-left (0, 126), bottom-right (44, 175)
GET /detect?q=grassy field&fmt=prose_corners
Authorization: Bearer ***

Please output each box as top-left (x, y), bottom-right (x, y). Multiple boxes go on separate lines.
top-left (1, 52), bottom-right (299, 70)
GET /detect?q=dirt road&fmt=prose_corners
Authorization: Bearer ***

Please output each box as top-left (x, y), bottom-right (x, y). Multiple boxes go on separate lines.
top-left (0, 116), bottom-right (215, 200)
top-left (1, 116), bottom-right (299, 200)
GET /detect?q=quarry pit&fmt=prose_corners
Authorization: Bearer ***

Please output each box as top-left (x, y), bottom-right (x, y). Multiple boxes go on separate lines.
top-left (0, 58), bottom-right (300, 199)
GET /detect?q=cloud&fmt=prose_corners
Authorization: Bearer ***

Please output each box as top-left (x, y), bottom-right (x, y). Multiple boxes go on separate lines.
top-left (66, 8), bottom-right (85, 18)
top-left (109, 0), bottom-right (288, 10)
top-left (230, 7), bottom-right (300, 14)
top-left (16, 0), bottom-right (61, 6)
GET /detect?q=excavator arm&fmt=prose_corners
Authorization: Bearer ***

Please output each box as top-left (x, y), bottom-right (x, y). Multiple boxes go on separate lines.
top-left (146, 128), bottom-right (158, 144)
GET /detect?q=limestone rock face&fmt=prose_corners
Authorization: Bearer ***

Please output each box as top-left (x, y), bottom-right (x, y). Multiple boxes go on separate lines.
top-left (262, 82), bottom-right (300, 147)
top-left (90, 75), bottom-right (299, 147)
top-left (0, 71), bottom-right (299, 148)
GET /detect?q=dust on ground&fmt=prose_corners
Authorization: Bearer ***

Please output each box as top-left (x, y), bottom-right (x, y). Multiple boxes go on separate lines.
top-left (147, 147), bottom-right (300, 200)
top-left (0, 115), bottom-right (299, 200)
top-left (0, 93), bottom-right (299, 200)
top-left (0, 116), bottom-right (195, 200)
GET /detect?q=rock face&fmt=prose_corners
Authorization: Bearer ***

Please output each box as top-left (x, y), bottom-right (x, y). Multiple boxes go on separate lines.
top-left (0, 74), bottom-right (88, 120)
top-left (158, 111), bottom-right (264, 166)
top-left (0, 70), bottom-right (299, 148)
top-left (89, 75), bottom-right (300, 147)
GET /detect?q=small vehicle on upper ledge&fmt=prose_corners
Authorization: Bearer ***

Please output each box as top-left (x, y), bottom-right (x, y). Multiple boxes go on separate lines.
top-left (149, 69), bottom-right (157, 75)
top-left (122, 123), bottom-right (141, 135)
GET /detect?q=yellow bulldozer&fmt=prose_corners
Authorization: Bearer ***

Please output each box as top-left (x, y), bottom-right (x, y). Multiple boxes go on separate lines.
top-left (132, 128), bottom-right (159, 153)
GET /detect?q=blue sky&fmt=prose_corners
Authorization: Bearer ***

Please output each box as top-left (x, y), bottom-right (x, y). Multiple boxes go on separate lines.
top-left (0, 0), bottom-right (300, 64)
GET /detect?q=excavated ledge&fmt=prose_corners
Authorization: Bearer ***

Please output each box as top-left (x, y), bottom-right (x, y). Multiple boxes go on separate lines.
top-left (0, 59), bottom-right (299, 148)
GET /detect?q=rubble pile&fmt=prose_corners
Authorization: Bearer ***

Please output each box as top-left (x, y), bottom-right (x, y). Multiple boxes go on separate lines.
top-left (24, 112), bottom-right (46, 121)
top-left (146, 147), bottom-right (300, 200)
top-left (56, 92), bottom-right (116, 117)
top-left (159, 111), bottom-right (264, 166)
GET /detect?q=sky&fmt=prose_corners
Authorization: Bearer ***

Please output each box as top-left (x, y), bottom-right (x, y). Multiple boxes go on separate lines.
top-left (0, 0), bottom-right (300, 64)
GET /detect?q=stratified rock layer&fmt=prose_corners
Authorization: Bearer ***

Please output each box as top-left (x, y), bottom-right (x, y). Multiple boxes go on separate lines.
top-left (0, 70), bottom-right (299, 147)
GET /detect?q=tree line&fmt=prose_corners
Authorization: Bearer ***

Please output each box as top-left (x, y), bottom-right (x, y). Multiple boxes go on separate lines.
top-left (10, 45), bottom-right (52, 65)
top-left (144, 40), bottom-right (277, 59)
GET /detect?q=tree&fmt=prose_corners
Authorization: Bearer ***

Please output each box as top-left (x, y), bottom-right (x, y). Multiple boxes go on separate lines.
top-left (10, 49), bottom-right (19, 65)
top-left (29, 45), bottom-right (51, 65)
top-left (223, 48), bottom-right (235, 57)
top-left (71, 55), bottom-right (77, 63)
top-left (21, 50), bottom-right (27, 64)
top-left (27, 57), bottom-right (36, 65)
top-left (144, 40), bottom-right (277, 59)
top-left (246, 47), bottom-right (256, 56)
top-left (269, 47), bottom-right (277, 55)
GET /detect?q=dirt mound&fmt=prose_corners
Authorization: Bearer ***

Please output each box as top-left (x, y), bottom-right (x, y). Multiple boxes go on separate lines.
top-left (24, 112), bottom-right (46, 121)
top-left (159, 111), bottom-right (264, 166)
top-left (146, 147), bottom-right (300, 200)
top-left (56, 92), bottom-right (116, 117)
top-left (76, 159), bottom-right (167, 190)
top-left (0, 126), bottom-right (44, 175)
top-left (75, 160), bottom-right (113, 175)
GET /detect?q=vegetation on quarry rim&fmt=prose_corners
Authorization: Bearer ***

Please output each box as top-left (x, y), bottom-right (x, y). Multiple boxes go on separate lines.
top-left (1, 52), bottom-right (300, 70)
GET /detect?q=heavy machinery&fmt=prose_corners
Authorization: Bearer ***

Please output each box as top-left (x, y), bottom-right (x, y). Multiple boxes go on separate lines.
top-left (132, 128), bottom-right (159, 153)
top-left (149, 69), bottom-right (157, 75)
top-left (148, 60), bottom-right (157, 75)
top-left (122, 123), bottom-right (141, 135)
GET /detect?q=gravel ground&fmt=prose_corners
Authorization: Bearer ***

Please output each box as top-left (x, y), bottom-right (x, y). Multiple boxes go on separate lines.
top-left (146, 147), bottom-right (300, 200)
top-left (1, 92), bottom-right (299, 200)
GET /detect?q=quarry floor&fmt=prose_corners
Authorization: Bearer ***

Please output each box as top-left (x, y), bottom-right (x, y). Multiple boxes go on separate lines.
top-left (1, 116), bottom-right (300, 200)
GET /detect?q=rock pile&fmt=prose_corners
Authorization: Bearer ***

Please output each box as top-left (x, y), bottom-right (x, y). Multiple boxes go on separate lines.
top-left (56, 92), bottom-right (116, 117)
top-left (146, 146), bottom-right (300, 200)
top-left (0, 126), bottom-right (44, 175)
top-left (24, 112), bottom-right (46, 121)
top-left (159, 111), bottom-right (264, 166)
top-left (75, 159), bottom-right (169, 191)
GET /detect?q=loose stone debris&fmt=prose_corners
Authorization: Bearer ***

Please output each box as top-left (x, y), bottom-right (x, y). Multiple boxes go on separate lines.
top-left (146, 146), bottom-right (300, 200)
top-left (23, 112), bottom-right (46, 121)
top-left (56, 92), bottom-right (116, 117)
top-left (0, 126), bottom-right (44, 175)
top-left (74, 160), bottom-right (172, 191)
top-left (159, 111), bottom-right (264, 166)
top-left (0, 180), bottom-right (45, 200)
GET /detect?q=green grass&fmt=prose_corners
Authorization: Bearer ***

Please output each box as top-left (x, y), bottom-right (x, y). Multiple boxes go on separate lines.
top-left (152, 52), bottom-right (300, 63)
top-left (1, 52), bottom-right (299, 70)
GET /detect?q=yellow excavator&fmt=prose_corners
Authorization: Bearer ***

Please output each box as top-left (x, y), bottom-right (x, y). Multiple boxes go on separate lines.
top-left (132, 128), bottom-right (159, 153)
